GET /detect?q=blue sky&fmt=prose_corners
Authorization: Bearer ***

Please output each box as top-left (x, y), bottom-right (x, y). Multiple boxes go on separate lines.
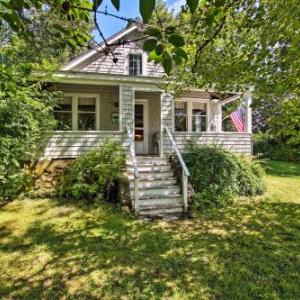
top-left (93, 0), bottom-right (185, 41)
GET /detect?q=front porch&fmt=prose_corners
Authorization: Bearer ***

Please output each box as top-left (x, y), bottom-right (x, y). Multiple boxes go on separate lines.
top-left (43, 82), bottom-right (252, 159)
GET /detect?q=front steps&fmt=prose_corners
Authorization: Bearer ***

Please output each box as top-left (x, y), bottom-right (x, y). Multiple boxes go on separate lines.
top-left (126, 156), bottom-right (185, 216)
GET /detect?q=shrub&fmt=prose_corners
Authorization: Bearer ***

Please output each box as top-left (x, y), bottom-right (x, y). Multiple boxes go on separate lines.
top-left (0, 84), bottom-right (57, 201)
top-left (183, 144), bottom-right (266, 210)
top-left (253, 132), bottom-right (300, 162)
top-left (56, 140), bottom-right (126, 202)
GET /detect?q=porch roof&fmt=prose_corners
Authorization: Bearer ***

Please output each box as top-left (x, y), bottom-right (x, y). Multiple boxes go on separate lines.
top-left (36, 70), bottom-right (243, 100)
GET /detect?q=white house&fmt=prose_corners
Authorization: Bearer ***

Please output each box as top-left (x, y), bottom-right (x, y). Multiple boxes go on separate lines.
top-left (43, 24), bottom-right (253, 215)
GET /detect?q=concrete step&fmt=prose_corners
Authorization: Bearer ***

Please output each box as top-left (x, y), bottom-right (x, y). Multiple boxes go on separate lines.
top-left (139, 195), bottom-right (182, 206)
top-left (136, 156), bottom-right (167, 163)
top-left (130, 186), bottom-right (180, 198)
top-left (127, 171), bottom-right (174, 180)
top-left (127, 162), bottom-right (171, 168)
top-left (129, 179), bottom-right (177, 189)
top-left (139, 204), bottom-right (184, 215)
top-left (137, 165), bottom-right (172, 172)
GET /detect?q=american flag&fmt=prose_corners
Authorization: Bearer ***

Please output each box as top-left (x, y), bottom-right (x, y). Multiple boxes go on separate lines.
top-left (230, 107), bottom-right (244, 132)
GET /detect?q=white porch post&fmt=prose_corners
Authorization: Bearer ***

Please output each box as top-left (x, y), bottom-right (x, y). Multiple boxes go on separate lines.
top-left (160, 92), bottom-right (174, 157)
top-left (244, 92), bottom-right (252, 133)
top-left (211, 100), bottom-right (222, 132)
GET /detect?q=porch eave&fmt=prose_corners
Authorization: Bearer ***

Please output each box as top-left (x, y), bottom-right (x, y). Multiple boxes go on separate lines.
top-left (35, 70), bottom-right (163, 90)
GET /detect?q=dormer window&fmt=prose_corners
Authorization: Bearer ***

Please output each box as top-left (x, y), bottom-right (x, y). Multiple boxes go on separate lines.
top-left (129, 53), bottom-right (143, 76)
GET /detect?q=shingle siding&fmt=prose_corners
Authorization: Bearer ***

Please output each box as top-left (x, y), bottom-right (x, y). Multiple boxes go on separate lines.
top-left (79, 31), bottom-right (164, 78)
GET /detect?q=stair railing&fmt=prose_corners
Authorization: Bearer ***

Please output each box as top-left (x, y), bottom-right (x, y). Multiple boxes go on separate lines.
top-left (165, 127), bottom-right (190, 212)
top-left (126, 125), bottom-right (139, 212)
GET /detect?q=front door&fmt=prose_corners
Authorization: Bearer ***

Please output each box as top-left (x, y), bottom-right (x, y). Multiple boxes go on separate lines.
top-left (135, 101), bottom-right (148, 154)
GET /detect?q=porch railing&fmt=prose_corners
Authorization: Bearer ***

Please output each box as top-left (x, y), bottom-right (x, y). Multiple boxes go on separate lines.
top-left (165, 127), bottom-right (190, 212)
top-left (126, 125), bottom-right (139, 212)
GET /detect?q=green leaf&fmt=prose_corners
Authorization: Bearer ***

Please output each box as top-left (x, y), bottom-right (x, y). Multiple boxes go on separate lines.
top-left (68, 39), bottom-right (77, 52)
top-left (155, 43), bottom-right (164, 55)
top-left (162, 51), bottom-right (172, 74)
top-left (2, 12), bottom-right (19, 31)
top-left (10, 0), bottom-right (24, 10)
top-left (93, 0), bottom-right (103, 10)
top-left (149, 50), bottom-right (162, 63)
top-left (174, 47), bottom-right (188, 60)
top-left (143, 38), bottom-right (158, 51)
top-left (165, 26), bottom-right (176, 35)
top-left (172, 53), bottom-right (183, 65)
top-left (111, 0), bottom-right (120, 10)
top-left (144, 25), bottom-right (162, 39)
top-left (139, 0), bottom-right (156, 24)
top-left (186, 0), bottom-right (199, 14)
top-left (168, 34), bottom-right (185, 47)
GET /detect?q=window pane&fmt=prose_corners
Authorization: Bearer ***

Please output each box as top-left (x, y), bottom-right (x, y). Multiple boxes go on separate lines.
top-left (54, 112), bottom-right (72, 130)
top-left (135, 104), bottom-right (144, 127)
top-left (135, 129), bottom-right (144, 141)
top-left (175, 102), bottom-right (187, 131)
top-left (78, 97), bottom-right (96, 131)
top-left (54, 97), bottom-right (72, 130)
top-left (78, 97), bottom-right (95, 112)
top-left (78, 113), bottom-right (96, 131)
top-left (192, 102), bottom-right (207, 132)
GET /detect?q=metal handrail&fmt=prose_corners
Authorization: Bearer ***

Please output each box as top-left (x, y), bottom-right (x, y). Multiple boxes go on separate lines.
top-left (165, 127), bottom-right (190, 212)
top-left (126, 125), bottom-right (139, 212)
top-left (165, 127), bottom-right (190, 176)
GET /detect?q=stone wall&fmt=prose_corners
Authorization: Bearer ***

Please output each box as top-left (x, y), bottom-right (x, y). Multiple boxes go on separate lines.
top-left (30, 159), bottom-right (72, 196)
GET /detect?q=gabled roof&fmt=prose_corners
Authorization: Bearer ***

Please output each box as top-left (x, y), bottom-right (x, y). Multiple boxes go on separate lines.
top-left (61, 24), bottom-right (140, 71)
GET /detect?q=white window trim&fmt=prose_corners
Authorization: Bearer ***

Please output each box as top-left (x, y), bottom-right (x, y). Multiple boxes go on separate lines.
top-left (126, 51), bottom-right (145, 76)
top-left (175, 98), bottom-right (210, 132)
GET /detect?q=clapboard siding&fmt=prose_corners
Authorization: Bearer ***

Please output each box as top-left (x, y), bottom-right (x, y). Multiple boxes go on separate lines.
top-left (161, 92), bottom-right (174, 155)
top-left (79, 31), bottom-right (164, 78)
top-left (165, 132), bottom-right (253, 155)
top-left (43, 132), bottom-right (124, 159)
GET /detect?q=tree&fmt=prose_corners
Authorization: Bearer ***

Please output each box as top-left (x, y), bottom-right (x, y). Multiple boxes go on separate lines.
top-left (0, 18), bottom-right (69, 200)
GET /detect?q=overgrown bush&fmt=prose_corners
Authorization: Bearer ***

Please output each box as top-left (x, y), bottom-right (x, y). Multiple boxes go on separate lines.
top-left (183, 144), bottom-right (266, 210)
top-left (0, 83), bottom-right (57, 201)
top-left (253, 132), bottom-right (300, 162)
top-left (56, 140), bottom-right (126, 202)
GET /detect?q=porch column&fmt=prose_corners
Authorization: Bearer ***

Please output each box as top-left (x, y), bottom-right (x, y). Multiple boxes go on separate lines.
top-left (211, 100), bottom-right (222, 132)
top-left (160, 92), bottom-right (173, 157)
top-left (120, 85), bottom-right (134, 147)
top-left (120, 85), bottom-right (134, 131)
top-left (243, 91), bottom-right (252, 133)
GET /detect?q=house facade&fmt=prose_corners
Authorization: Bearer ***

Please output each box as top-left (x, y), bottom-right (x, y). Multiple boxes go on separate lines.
top-left (44, 25), bottom-right (253, 215)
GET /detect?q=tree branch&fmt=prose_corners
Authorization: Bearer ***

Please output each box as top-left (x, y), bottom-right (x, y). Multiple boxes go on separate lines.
top-left (192, 1), bottom-right (237, 73)
top-left (192, 17), bottom-right (226, 73)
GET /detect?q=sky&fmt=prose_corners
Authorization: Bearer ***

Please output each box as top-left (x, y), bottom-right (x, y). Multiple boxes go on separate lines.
top-left (93, 0), bottom-right (185, 41)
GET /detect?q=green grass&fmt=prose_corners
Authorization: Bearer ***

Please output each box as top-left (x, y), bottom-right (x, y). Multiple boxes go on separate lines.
top-left (0, 161), bottom-right (299, 299)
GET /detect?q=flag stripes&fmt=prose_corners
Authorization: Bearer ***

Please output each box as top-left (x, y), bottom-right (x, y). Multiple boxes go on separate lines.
top-left (230, 107), bottom-right (244, 132)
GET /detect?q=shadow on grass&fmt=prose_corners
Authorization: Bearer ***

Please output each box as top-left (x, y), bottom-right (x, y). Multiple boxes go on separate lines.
top-left (266, 160), bottom-right (300, 178)
top-left (0, 198), bottom-right (299, 299)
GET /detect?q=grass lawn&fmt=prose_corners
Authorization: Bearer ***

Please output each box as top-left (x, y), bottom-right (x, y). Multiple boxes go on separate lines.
top-left (0, 161), bottom-right (299, 299)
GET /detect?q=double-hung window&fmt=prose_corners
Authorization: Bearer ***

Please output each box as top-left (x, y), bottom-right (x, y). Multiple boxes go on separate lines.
top-left (53, 93), bottom-right (121, 132)
top-left (54, 94), bottom-right (99, 131)
top-left (129, 53), bottom-right (143, 76)
top-left (175, 100), bottom-right (208, 132)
